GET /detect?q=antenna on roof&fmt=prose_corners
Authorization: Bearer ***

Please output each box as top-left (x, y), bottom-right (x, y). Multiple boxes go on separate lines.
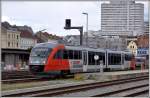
top-left (37, 29), bottom-right (46, 32)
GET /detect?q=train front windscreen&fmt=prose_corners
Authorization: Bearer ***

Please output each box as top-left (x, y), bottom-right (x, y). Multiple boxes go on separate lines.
top-left (29, 47), bottom-right (51, 65)
top-left (29, 47), bottom-right (51, 73)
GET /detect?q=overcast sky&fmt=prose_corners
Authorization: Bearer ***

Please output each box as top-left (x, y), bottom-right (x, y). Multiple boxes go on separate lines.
top-left (2, 1), bottom-right (149, 36)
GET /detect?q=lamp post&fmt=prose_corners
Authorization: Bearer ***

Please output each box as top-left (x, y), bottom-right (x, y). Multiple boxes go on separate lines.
top-left (82, 12), bottom-right (88, 47)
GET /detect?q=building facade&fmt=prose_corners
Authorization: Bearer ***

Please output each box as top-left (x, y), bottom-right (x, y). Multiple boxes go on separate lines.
top-left (35, 32), bottom-right (62, 43)
top-left (1, 26), bottom-right (7, 48)
top-left (101, 0), bottom-right (144, 36)
top-left (1, 49), bottom-right (30, 71)
top-left (20, 30), bottom-right (37, 49)
top-left (144, 22), bottom-right (149, 34)
top-left (137, 34), bottom-right (149, 57)
top-left (63, 35), bottom-right (127, 50)
top-left (137, 34), bottom-right (149, 48)
top-left (20, 38), bottom-right (37, 49)
top-left (127, 41), bottom-right (137, 55)
top-left (1, 22), bottom-right (33, 71)
top-left (1, 26), bottom-right (20, 49)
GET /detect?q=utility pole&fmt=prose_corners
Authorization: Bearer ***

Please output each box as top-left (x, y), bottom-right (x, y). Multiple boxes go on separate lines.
top-left (36, 29), bottom-right (46, 42)
top-left (82, 12), bottom-right (88, 47)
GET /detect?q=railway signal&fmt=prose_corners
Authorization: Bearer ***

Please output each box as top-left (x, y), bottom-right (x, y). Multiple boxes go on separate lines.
top-left (65, 19), bottom-right (71, 29)
top-left (64, 19), bottom-right (83, 46)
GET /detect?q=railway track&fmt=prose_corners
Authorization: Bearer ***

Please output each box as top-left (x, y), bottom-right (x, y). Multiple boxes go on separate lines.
top-left (2, 74), bottom-right (74, 84)
top-left (2, 71), bottom-right (34, 80)
top-left (2, 75), bottom-right (149, 97)
top-left (2, 78), bottom-right (49, 84)
top-left (92, 83), bottom-right (148, 97)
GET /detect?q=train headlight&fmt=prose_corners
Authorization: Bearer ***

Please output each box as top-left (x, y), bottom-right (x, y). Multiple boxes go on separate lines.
top-left (29, 59), bottom-right (33, 64)
top-left (42, 60), bottom-right (46, 64)
top-left (42, 59), bottom-right (46, 64)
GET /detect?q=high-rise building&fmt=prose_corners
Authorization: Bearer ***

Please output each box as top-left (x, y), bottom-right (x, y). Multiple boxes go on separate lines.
top-left (144, 22), bottom-right (149, 34)
top-left (101, 0), bottom-right (144, 36)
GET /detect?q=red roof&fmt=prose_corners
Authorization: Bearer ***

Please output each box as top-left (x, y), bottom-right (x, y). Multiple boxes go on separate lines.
top-left (20, 30), bottom-right (36, 39)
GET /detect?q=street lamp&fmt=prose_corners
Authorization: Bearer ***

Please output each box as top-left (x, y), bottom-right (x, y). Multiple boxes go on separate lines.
top-left (82, 12), bottom-right (88, 47)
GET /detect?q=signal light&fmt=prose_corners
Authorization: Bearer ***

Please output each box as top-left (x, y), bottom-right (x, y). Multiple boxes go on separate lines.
top-left (65, 19), bottom-right (71, 28)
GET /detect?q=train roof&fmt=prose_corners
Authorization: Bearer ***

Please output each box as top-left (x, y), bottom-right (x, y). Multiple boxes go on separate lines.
top-left (34, 42), bottom-right (58, 48)
top-left (33, 42), bottom-right (132, 53)
top-left (65, 45), bottom-right (105, 52)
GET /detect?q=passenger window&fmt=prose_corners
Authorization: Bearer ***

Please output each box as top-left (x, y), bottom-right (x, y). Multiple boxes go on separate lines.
top-left (74, 50), bottom-right (82, 59)
top-left (74, 50), bottom-right (79, 59)
top-left (108, 53), bottom-right (121, 65)
top-left (88, 51), bottom-right (95, 65)
top-left (68, 50), bottom-right (73, 59)
top-left (79, 51), bottom-right (82, 59)
top-left (63, 50), bottom-right (68, 59)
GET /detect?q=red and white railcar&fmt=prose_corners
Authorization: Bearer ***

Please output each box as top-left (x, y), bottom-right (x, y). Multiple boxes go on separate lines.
top-left (29, 42), bottom-right (133, 77)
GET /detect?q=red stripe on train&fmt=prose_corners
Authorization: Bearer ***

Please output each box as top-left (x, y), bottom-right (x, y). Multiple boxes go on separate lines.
top-left (44, 44), bottom-right (70, 72)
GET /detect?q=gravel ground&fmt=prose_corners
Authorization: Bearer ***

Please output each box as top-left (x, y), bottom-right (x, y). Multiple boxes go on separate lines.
top-left (2, 69), bottom-right (148, 95)
top-left (54, 79), bottom-right (149, 97)
top-left (1, 78), bottom-right (95, 91)
top-left (136, 93), bottom-right (149, 97)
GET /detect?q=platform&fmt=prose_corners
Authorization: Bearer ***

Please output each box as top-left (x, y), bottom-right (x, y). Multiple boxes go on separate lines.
top-left (74, 69), bottom-right (149, 81)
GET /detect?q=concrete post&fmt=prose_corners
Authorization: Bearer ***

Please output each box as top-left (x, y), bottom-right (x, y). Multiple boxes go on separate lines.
top-left (100, 60), bottom-right (103, 73)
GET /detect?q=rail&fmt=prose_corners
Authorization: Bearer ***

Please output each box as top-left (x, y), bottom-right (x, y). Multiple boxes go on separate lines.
top-left (2, 74), bottom-right (148, 97)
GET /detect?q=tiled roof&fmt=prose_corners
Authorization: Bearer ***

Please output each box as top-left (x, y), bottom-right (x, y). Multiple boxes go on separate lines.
top-left (1, 22), bottom-right (11, 29)
top-left (43, 32), bottom-right (50, 37)
top-left (20, 30), bottom-right (36, 39)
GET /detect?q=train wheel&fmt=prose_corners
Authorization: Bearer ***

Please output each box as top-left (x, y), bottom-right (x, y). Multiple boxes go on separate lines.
top-left (61, 70), bottom-right (69, 78)
top-left (104, 68), bottom-right (110, 72)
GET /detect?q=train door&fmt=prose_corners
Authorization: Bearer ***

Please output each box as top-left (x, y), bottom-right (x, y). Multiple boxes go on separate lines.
top-left (82, 50), bottom-right (88, 72)
top-left (121, 53), bottom-right (125, 69)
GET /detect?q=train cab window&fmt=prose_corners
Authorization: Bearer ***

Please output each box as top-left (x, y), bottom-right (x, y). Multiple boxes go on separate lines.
top-left (54, 50), bottom-right (62, 59)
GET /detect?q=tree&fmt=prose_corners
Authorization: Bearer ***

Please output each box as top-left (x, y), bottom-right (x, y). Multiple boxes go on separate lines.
top-left (27, 46), bottom-right (33, 52)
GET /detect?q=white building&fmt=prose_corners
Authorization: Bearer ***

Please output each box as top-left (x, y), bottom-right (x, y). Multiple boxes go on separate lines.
top-left (101, 0), bottom-right (144, 36)
top-left (64, 35), bottom-right (127, 50)
top-left (20, 30), bottom-right (37, 49)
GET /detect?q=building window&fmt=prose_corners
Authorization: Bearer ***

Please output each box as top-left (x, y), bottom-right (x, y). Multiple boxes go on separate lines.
top-left (17, 35), bottom-right (19, 39)
top-left (8, 34), bottom-right (10, 38)
top-left (17, 42), bottom-right (18, 47)
top-left (8, 42), bottom-right (10, 47)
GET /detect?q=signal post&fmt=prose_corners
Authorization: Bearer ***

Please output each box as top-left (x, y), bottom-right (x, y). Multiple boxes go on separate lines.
top-left (64, 19), bottom-right (83, 46)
